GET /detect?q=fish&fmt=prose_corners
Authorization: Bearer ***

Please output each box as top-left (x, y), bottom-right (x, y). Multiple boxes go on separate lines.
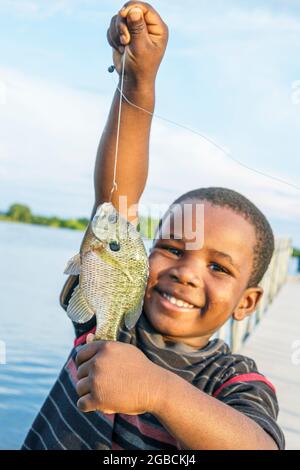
top-left (63, 202), bottom-right (149, 341)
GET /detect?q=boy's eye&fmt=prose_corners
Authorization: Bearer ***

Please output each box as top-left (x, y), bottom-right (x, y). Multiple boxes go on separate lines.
top-left (209, 262), bottom-right (229, 274)
top-left (159, 244), bottom-right (183, 257)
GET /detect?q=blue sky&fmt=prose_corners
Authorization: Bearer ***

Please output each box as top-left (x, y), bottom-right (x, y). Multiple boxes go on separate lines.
top-left (0, 0), bottom-right (300, 245)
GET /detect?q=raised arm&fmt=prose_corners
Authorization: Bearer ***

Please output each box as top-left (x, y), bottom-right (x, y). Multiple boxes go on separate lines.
top-left (92, 2), bottom-right (168, 222)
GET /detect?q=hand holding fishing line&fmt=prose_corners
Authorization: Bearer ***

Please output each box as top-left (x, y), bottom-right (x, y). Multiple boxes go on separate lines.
top-left (107, 2), bottom-right (168, 83)
top-left (106, 2), bottom-right (168, 199)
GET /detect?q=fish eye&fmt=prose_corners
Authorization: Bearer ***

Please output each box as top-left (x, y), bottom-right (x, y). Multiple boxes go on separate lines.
top-left (109, 240), bottom-right (121, 252)
top-left (108, 213), bottom-right (118, 224)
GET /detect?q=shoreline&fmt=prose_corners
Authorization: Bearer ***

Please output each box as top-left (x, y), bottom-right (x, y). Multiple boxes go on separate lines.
top-left (0, 217), bottom-right (86, 232)
top-left (0, 214), bottom-right (86, 232)
top-left (0, 205), bottom-right (158, 239)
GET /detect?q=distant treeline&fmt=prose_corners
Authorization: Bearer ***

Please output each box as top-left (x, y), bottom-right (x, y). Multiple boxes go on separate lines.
top-left (0, 203), bottom-right (159, 239)
top-left (2, 204), bottom-right (299, 252)
top-left (293, 248), bottom-right (300, 258)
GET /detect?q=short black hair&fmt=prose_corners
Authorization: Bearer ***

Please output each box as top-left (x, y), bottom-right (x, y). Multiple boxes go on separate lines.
top-left (169, 187), bottom-right (274, 287)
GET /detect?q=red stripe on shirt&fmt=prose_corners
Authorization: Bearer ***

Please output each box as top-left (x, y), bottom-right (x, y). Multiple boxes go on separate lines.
top-left (66, 357), bottom-right (78, 384)
top-left (103, 413), bottom-right (115, 423)
top-left (112, 442), bottom-right (124, 450)
top-left (119, 414), bottom-right (178, 446)
top-left (213, 373), bottom-right (276, 397)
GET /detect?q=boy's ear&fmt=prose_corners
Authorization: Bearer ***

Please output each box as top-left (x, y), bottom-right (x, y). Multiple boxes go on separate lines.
top-left (232, 287), bottom-right (263, 321)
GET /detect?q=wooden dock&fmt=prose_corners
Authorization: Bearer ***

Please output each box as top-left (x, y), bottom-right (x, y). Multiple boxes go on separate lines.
top-left (240, 277), bottom-right (300, 450)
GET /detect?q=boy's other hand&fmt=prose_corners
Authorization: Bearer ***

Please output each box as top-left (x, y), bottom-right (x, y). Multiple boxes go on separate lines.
top-left (75, 334), bottom-right (169, 415)
top-left (107, 2), bottom-right (168, 84)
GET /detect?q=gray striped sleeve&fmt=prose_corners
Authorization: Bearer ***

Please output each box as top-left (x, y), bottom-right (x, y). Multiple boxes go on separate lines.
top-left (212, 356), bottom-right (285, 450)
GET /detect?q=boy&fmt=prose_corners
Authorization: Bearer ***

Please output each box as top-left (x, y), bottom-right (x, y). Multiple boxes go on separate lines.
top-left (22, 2), bottom-right (285, 450)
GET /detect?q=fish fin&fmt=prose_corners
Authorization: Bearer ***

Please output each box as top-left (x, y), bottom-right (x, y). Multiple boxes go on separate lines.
top-left (67, 285), bottom-right (95, 324)
top-left (64, 253), bottom-right (81, 275)
top-left (124, 299), bottom-right (144, 331)
top-left (59, 274), bottom-right (79, 312)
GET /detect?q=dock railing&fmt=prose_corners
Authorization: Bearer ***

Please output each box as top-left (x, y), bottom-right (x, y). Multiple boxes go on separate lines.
top-left (216, 238), bottom-right (292, 352)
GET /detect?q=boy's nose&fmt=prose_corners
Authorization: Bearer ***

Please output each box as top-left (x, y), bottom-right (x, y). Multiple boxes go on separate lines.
top-left (168, 266), bottom-right (202, 288)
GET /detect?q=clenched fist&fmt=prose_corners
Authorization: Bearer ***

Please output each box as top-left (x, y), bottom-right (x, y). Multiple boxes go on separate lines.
top-left (107, 2), bottom-right (169, 84)
top-left (76, 334), bottom-right (170, 415)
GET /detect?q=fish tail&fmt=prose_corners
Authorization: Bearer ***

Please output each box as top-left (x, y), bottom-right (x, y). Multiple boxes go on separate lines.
top-left (93, 321), bottom-right (120, 342)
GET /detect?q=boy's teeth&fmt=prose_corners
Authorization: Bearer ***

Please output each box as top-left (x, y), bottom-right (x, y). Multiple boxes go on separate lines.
top-left (162, 292), bottom-right (194, 309)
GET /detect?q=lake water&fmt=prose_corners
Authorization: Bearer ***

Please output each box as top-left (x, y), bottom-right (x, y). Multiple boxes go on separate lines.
top-left (0, 221), bottom-right (154, 449)
top-left (0, 222), bottom-right (87, 449)
top-left (0, 221), bottom-right (298, 449)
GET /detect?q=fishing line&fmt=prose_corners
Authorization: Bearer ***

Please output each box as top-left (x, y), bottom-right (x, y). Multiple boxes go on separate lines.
top-left (109, 47), bottom-right (127, 200)
top-left (111, 55), bottom-right (299, 193)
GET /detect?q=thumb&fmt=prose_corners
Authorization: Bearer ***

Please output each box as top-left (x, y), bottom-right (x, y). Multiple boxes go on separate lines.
top-left (126, 7), bottom-right (147, 37)
top-left (86, 333), bottom-right (95, 344)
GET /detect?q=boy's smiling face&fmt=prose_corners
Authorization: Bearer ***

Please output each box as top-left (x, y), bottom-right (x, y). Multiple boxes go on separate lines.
top-left (143, 200), bottom-right (263, 349)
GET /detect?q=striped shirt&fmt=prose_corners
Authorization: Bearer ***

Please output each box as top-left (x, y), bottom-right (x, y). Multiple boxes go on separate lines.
top-left (22, 276), bottom-right (285, 450)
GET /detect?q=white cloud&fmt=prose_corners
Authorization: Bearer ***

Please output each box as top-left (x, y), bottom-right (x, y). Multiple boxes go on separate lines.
top-left (228, 8), bottom-right (300, 32)
top-left (0, 66), bottom-right (111, 215)
top-left (164, 1), bottom-right (300, 37)
top-left (141, 117), bottom-right (300, 220)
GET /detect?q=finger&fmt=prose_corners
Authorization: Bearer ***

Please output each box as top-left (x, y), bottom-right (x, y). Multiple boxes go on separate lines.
top-left (106, 28), bottom-right (116, 50)
top-left (107, 16), bottom-right (121, 52)
top-left (76, 377), bottom-right (90, 397)
top-left (108, 14), bottom-right (129, 52)
top-left (75, 341), bottom-right (104, 367)
top-left (124, 7), bottom-right (148, 39)
top-left (107, 29), bottom-right (123, 56)
top-left (119, 2), bottom-right (166, 36)
top-left (77, 393), bottom-right (97, 413)
top-left (76, 359), bottom-right (92, 380)
top-left (116, 16), bottom-right (130, 45)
